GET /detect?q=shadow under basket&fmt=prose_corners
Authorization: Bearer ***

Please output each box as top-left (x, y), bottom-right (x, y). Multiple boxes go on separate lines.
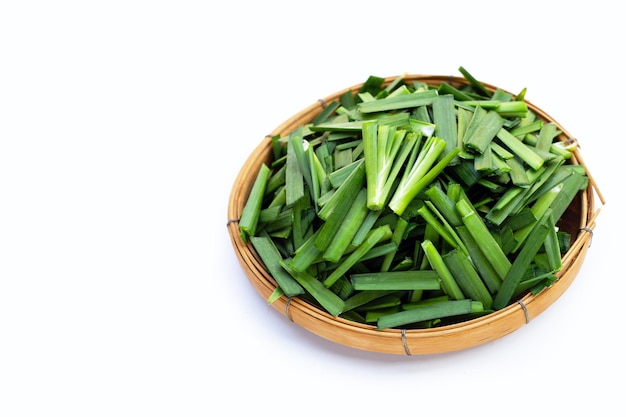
top-left (227, 75), bottom-right (604, 355)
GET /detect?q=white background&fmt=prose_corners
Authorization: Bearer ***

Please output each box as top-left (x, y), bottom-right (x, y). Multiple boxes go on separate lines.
top-left (1, 1), bottom-right (622, 416)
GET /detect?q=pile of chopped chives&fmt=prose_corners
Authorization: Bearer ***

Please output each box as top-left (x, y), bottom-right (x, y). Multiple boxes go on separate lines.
top-left (239, 66), bottom-right (587, 330)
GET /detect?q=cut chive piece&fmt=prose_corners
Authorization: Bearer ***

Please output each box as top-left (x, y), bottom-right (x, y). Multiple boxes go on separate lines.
top-left (358, 293), bottom-right (404, 312)
top-left (421, 240), bottom-right (465, 300)
top-left (424, 183), bottom-right (463, 227)
top-left (239, 163), bottom-right (271, 243)
top-left (342, 290), bottom-right (397, 313)
top-left (455, 226), bottom-right (502, 293)
top-left (388, 137), bottom-right (460, 216)
top-left (458, 66), bottom-right (491, 97)
top-left (432, 94), bottom-right (459, 163)
top-left (323, 225), bottom-right (391, 288)
top-left (377, 299), bottom-right (475, 330)
top-left (495, 101), bottom-right (528, 118)
top-left (357, 89), bottom-right (438, 113)
top-left (285, 135), bottom-right (305, 206)
top-left (462, 109), bottom-right (505, 155)
top-left (365, 307), bottom-right (402, 323)
top-left (442, 249), bottom-right (493, 309)
top-left (315, 162), bottom-right (365, 252)
top-left (279, 260), bottom-right (345, 317)
top-left (492, 208), bottom-right (554, 310)
top-left (250, 236), bottom-right (304, 297)
top-left (350, 270), bottom-right (441, 291)
top-left (536, 122), bottom-right (558, 152)
top-left (322, 188), bottom-right (370, 263)
top-left (543, 212), bottom-right (562, 272)
top-left (289, 130), bottom-right (315, 204)
top-left (288, 229), bottom-right (322, 273)
top-left (456, 199), bottom-right (511, 280)
top-left (351, 209), bottom-right (383, 247)
top-left (496, 128), bottom-right (545, 171)
top-left (419, 202), bottom-right (466, 253)
top-left (438, 82), bottom-right (473, 101)
top-left (381, 216), bottom-right (409, 272)
top-left (362, 121), bottom-right (416, 211)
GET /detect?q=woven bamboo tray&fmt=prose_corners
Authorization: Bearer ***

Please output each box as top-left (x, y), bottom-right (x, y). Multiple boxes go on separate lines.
top-left (227, 75), bottom-right (604, 355)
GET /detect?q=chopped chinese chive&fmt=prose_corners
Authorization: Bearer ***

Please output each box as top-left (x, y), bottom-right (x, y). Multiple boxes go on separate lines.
top-left (334, 147), bottom-right (352, 170)
top-left (328, 275), bottom-right (353, 299)
top-left (279, 260), bottom-right (345, 317)
top-left (239, 163), bottom-right (271, 242)
top-left (438, 82), bottom-right (473, 101)
top-left (328, 159), bottom-right (361, 188)
top-left (511, 183), bottom-right (561, 251)
top-left (267, 287), bottom-right (284, 304)
top-left (543, 212), bottom-right (562, 272)
top-left (515, 271), bottom-right (558, 298)
top-left (417, 223), bottom-right (439, 270)
top-left (362, 121), bottom-right (415, 210)
top-left (493, 208), bottom-right (554, 310)
top-left (432, 94), bottom-right (459, 162)
top-left (377, 299), bottom-right (475, 330)
top-left (424, 183), bottom-right (463, 227)
top-left (456, 199), bottom-right (511, 280)
top-left (509, 119), bottom-right (543, 138)
top-left (291, 193), bottom-right (310, 249)
top-left (351, 209), bottom-right (382, 246)
top-left (506, 157), bottom-right (530, 187)
top-left (474, 143), bottom-right (494, 173)
top-left (312, 100), bottom-right (341, 125)
top-left (357, 89), bottom-right (438, 113)
top-left (285, 135), bottom-right (305, 206)
top-left (266, 164), bottom-right (285, 194)
top-left (365, 307), bottom-right (402, 323)
top-left (458, 66), bottom-right (491, 97)
top-left (452, 159), bottom-right (481, 186)
top-left (421, 240), bottom-right (465, 300)
top-left (548, 169), bottom-right (588, 221)
top-left (455, 226), bottom-right (502, 293)
top-left (358, 242), bottom-right (398, 262)
top-left (403, 295), bottom-right (451, 308)
top-left (462, 107), bottom-right (505, 155)
top-left (322, 188), bottom-right (370, 263)
top-left (315, 163), bottom-right (365, 251)
top-left (259, 205), bottom-right (281, 224)
top-left (491, 142), bottom-right (515, 160)
top-left (250, 236), bottom-right (304, 297)
top-left (323, 225), bottom-right (392, 288)
top-left (536, 122), bottom-right (558, 152)
top-left (557, 231), bottom-right (572, 253)
top-left (350, 270), bottom-right (441, 291)
top-left (342, 290), bottom-right (397, 312)
top-left (492, 88), bottom-right (513, 102)
top-left (388, 138), bottom-right (460, 216)
top-left (496, 128), bottom-right (545, 171)
top-left (495, 101), bottom-right (528, 118)
top-left (417, 203), bottom-right (461, 251)
top-left (307, 145), bottom-right (324, 210)
top-left (443, 249), bottom-right (493, 309)
top-left (288, 230), bottom-right (322, 272)
top-left (381, 216), bottom-right (409, 272)
top-left (502, 207), bottom-right (536, 231)
top-left (358, 293), bottom-right (404, 312)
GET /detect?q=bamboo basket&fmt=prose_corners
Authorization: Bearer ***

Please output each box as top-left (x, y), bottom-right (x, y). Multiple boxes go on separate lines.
top-left (227, 75), bottom-right (604, 355)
